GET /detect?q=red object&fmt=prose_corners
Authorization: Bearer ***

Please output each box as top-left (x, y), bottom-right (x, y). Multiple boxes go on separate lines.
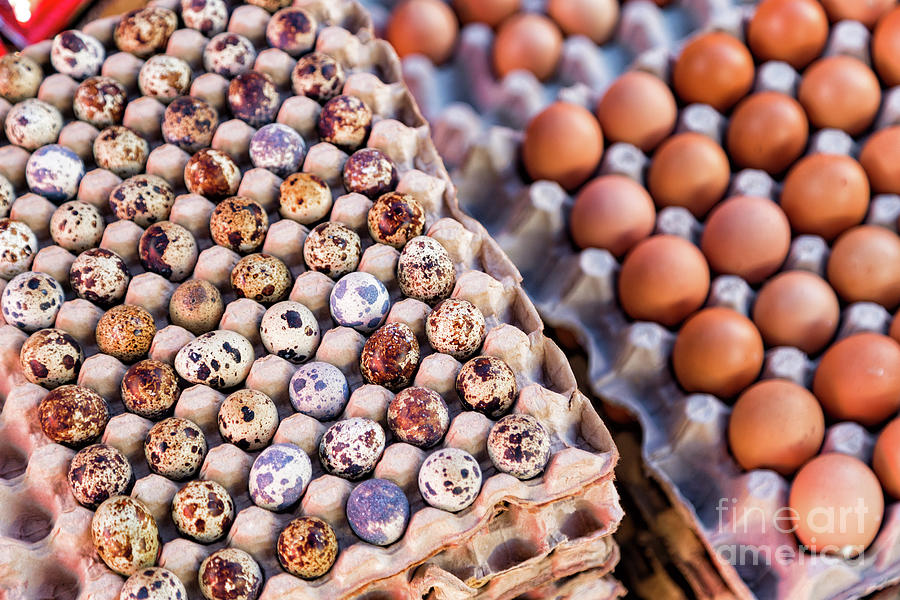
top-left (0, 0), bottom-right (92, 48)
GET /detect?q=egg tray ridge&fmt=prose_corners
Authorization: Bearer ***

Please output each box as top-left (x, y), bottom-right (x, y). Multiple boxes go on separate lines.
top-left (0, 0), bottom-right (625, 598)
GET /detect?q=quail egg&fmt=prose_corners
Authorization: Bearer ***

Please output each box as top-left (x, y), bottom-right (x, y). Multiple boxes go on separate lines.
top-left (291, 52), bottom-right (345, 102)
top-left (162, 96), bottom-right (219, 153)
top-left (249, 123), bottom-right (306, 177)
top-left (172, 479), bottom-right (235, 543)
top-left (0, 219), bottom-right (38, 279)
top-left (120, 568), bottom-right (187, 600)
top-left (121, 359), bottom-right (180, 419)
top-left (94, 126), bottom-right (149, 178)
top-left (144, 417), bottom-right (208, 480)
top-left (73, 76), bottom-right (127, 128)
top-left (418, 448), bottom-right (482, 512)
top-left (5, 98), bottom-right (63, 150)
top-left (199, 548), bottom-right (262, 600)
top-left (20, 328), bottom-right (84, 388)
top-left (425, 298), bottom-right (486, 360)
top-left (26, 144), bottom-right (85, 201)
top-left (487, 414), bottom-right (552, 479)
top-left (303, 222), bottom-right (361, 279)
top-left (0, 53), bottom-right (43, 103)
top-left (387, 386), bottom-right (450, 448)
top-left (114, 6), bottom-right (178, 57)
top-left (277, 517), bottom-right (338, 579)
top-left (247, 0), bottom-right (289, 12)
top-left (181, 0), bottom-right (229, 36)
top-left (209, 196), bottom-right (269, 254)
top-left (288, 361), bottom-right (349, 420)
top-left (317, 94), bottom-right (372, 150)
top-left (139, 221), bottom-right (199, 281)
top-left (249, 443), bottom-right (312, 511)
top-left (0, 174), bottom-right (12, 218)
top-left (109, 174), bottom-right (176, 227)
top-left (203, 33), bottom-right (257, 78)
top-left (174, 329), bottom-right (255, 388)
top-left (230, 253), bottom-right (292, 304)
top-left (96, 304), bottom-right (156, 363)
top-left (329, 271), bottom-right (391, 333)
top-left (68, 443), bottom-right (133, 509)
top-left (69, 248), bottom-right (131, 307)
top-left (91, 495), bottom-right (161, 576)
top-left (49, 200), bottom-right (105, 253)
top-left (342, 148), bottom-right (398, 199)
top-left (218, 388), bottom-right (279, 450)
top-left (38, 384), bottom-right (109, 447)
top-left (266, 7), bottom-right (318, 56)
top-left (367, 192), bottom-right (425, 249)
top-left (360, 322), bottom-right (420, 390)
top-left (1, 271), bottom-right (64, 331)
top-left (260, 300), bottom-right (320, 363)
top-left (139, 55), bottom-right (192, 102)
top-left (50, 30), bottom-right (105, 80)
top-left (169, 279), bottom-right (225, 335)
top-left (319, 417), bottom-right (386, 480)
top-left (346, 478), bottom-right (410, 546)
top-left (279, 172), bottom-right (332, 225)
top-left (184, 148), bottom-right (241, 201)
top-left (456, 356), bottom-right (518, 418)
top-left (397, 237), bottom-right (455, 304)
top-left (228, 71), bottom-right (281, 127)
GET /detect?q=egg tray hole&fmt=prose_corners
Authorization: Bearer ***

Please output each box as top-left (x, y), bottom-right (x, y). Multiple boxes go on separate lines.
top-left (1, 499), bottom-right (53, 543)
top-left (0, 442), bottom-right (28, 480)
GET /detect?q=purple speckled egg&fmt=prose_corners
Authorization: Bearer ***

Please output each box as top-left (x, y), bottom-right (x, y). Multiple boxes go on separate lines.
top-left (289, 361), bottom-right (349, 420)
top-left (418, 447), bottom-right (482, 512)
top-left (249, 123), bottom-right (306, 177)
top-left (319, 417), bottom-right (385, 480)
top-left (346, 478), bottom-right (410, 546)
top-left (249, 443), bottom-right (312, 511)
top-left (25, 144), bottom-right (85, 202)
top-left (329, 272), bottom-right (390, 333)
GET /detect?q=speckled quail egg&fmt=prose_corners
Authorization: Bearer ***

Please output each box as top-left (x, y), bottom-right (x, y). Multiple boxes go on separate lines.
top-left (266, 7), bottom-right (318, 57)
top-left (0, 53), bottom-right (43, 103)
top-left (181, 0), bottom-right (229, 36)
top-left (91, 495), bottom-right (161, 576)
top-left (231, 253), bottom-right (292, 304)
top-left (259, 300), bottom-right (320, 363)
top-left (209, 196), bottom-right (269, 253)
top-left (289, 361), bottom-right (349, 420)
top-left (418, 448), bottom-right (482, 512)
top-left (203, 32), bottom-right (257, 78)
top-left (184, 148), bottom-right (241, 201)
top-left (303, 222), bottom-right (361, 279)
top-left (0, 219), bottom-right (38, 279)
top-left (68, 443), bottom-right (133, 509)
top-left (330, 272), bottom-right (390, 333)
top-left (317, 95), bottom-right (372, 150)
top-left (5, 99), bottom-right (61, 150)
top-left (367, 192), bottom-right (426, 249)
top-left (387, 386), bottom-right (450, 448)
top-left (162, 96), bottom-right (219, 153)
top-left (169, 279), bottom-right (224, 335)
top-left (487, 414), bottom-right (552, 479)
top-left (199, 548), bottom-right (262, 600)
top-left (26, 144), bottom-right (85, 201)
top-left (277, 517), bottom-right (338, 579)
top-left (319, 417), bottom-right (386, 480)
top-left (50, 30), bottom-right (105, 80)
top-left (94, 126), bottom-right (149, 178)
top-left (228, 71), bottom-right (281, 127)
top-left (172, 479), bottom-right (235, 543)
top-left (360, 322), bottom-right (420, 390)
top-left (397, 236), bottom-right (456, 305)
top-left (139, 221), bottom-right (199, 281)
top-left (114, 7), bottom-right (178, 57)
top-left (247, 0), bottom-right (289, 11)
top-left (139, 55), bottom-right (192, 102)
top-left (0, 174), bottom-right (12, 218)
top-left (144, 417), bottom-right (208, 480)
top-left (425, 298), bottom-right (486, 359)
top-left (291, 52), bottom-right (345, 102)
top-left (20, 328), bottom-right (83, 388)
top-left (69, 248), bottom-right (131, 307)
top-left (49, 200), bottom-right (105, 253)
top-left (39, 384), bottom-right (109, 447)
top-left (109, 174), bottom-right (176, 227)
top-left (279, 172), bottom-right (332, 225)
top-left (174, 329), bottom-right (255, 388)
top-left (121, 359), bottom-right (180, 419)
top-left (1, 271), bottom-right (64, 331)
top-left (249, 443), bottom-right (312, 511)
top-left (73, 76), bottom-right (127, 128)
top-left (249, 123), bottom-right (306, 177)
top-left (120, 568), bottom-right (187, 600)
top-left (218, 388), bottom-right (279, 450)
top-left (96, 304), bottom-right (156, 363)
top-left (346, 478), bottom-right (410, 546)
top-left (342, 148), bottom-right (398, 199)
top-left (457, 356), bottom-right (518, 418)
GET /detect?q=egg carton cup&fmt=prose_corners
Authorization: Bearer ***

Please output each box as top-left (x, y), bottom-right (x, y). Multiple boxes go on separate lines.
top-left (0, 0), bottom-right (625, 598)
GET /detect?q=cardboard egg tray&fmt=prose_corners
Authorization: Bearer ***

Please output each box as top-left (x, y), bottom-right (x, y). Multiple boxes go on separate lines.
top-left (0, 0), bottom-right (626, 598)
top-left (355, 0), bottom-right (900, 598)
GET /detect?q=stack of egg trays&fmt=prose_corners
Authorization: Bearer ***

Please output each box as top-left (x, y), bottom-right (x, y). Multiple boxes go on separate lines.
top-left (0, 0), bottom-right (627, 598)
top-left (366, 0), bottom-right (900, 598)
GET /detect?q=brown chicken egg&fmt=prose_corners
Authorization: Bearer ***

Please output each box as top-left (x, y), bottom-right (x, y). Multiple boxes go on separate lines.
top-left (700, 196), bottom-right (790, 284)
top-left (892, 310), bottom-right (900, 345)
top-left (859, 126), bottom-right (900, 195)
top-left (595, 71), bottom-right (677, 152)
top-left (725, 92), bottom-right (809, 175)
top-left (873, 7), bottom-right (900, 87)
top-left (728, 379), bottom-right (824, 475)
top-left (547, 0), bottom-right (619, 45)
top-left (827, 225), bottom-right (900, 309)
top-left (452, 0), bottom-right (519, 27)
top-left (798, 56), bottom-right (881, 136)
top-left (752, 271), bottom-right (839, 355)
top-left (814, 332), bottom-right (900, 425)
top-left (819, 0), bottom-right (895, 27)
top-left (874, 417), bottom-right (900, 498)
top-left (521, 101), bottom-right (603, 191)
top-left (747, 0), bottom-right (828, 69)
top-left (617, 235), bottom-right (710, 327)
top-left (789, 453), bottom-right (884, 556)
top-left (780, 153), bottom-right (869, 241)
top-left (387, 0), bottom-right (459, 65)
top-left (647, 132), bottom-right (730, 218)
top-left (493, 13), bottom-right (563, 81)
top-left (569, 175), bottom-right (655, 257)
top-left (672, 307), bottom-right (764, 398)
top-left (672, 32), bottom-right (755, 112)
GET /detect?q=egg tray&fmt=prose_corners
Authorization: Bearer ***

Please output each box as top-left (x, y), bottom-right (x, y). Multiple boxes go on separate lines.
top-left (0, 0), bottom-right (626, 598)
top-left (352, 0), bottom-right (900, 598)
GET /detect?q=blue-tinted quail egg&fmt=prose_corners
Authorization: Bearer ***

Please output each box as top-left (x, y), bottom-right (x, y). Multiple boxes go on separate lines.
top-left (289, 361), bottom-right (349, 420)
top-left (329, 271), bottom-right (390, 333)
top-left (26, 144), bottom-right (84, 202)
top-left (346, 478), bottom-right (410, 546)
top-left (249, 123), bottom-right (306, 177)
top-left (249, 443), bottom-right (312, 511)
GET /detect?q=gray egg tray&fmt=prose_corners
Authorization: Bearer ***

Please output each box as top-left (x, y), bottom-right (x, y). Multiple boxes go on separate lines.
top-left (355, 0), bottom-right (900, 598)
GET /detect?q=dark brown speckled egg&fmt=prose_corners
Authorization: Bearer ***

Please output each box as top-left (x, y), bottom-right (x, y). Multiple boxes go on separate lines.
top-left (73, 76), bottom-right (127, 128)
top-left (68, 444), bottom-right (133, 508)
top-left (210, 196), bottom-right (269, 254)
top-left (266, 7), bottom-right (318, 57)
top-left (96, 304), bottom-right (156, 363)
top-left (367, 192), bottom-right (425, 249)
top-left (228, 71), bottom-right (281, 127)
top-left (162, 96), bottom-right (219, 153)
top-left (184, 148), bottom-right (241, 201)
top-left (291, 52), bottom-right (344, 102)
top-left (456, 355), bottom-right (518, 418)
top-left (39, 384), bottom-right (109, 447)
top-left (139, 221), bottom-right (199, 282)
top-left (120, 359), bottom-right (180, 419)
top-left (317, 94), bottom-right (372, 150)
top-left (198, 548), bottom-right (262, 600)
top-left (360, 322), bottom-right (420, 390)
top-left (342, 148), bottom-right (398, 199)
top-left (69, 248), bottom-right (131, 308)
top-left (487, 413), bottom-right (551, 479)
top-left (277, 517), bottom-right (338, 579)
top-left (387, 386), bottom-right (450, 448)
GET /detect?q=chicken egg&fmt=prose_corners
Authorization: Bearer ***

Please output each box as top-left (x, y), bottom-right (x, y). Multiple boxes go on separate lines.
top-left (672, 32), bottom-right (754, 112)
top-left (493, 13), bottom-right (562, 81)
top-left (595, 70), bottom-right (677, 153)
top-left (569, 175), bottom-right (655, 257)
top-left (521, 101), bottom-right (603, 191)
top-left (647, 132), bottom-right (730, 219)
top-left (873, 7), bottom-right (900, 86)
top-left (819, 0), bottom-right (895, 27)
top-left (387, 0), bottom-right (459, 65)
top-left (827, 225), bottom-right (900, 309)
top-left (859, 126), bottom-right (900, 195)
top-left (798, 56), bottom-right (881, 136)
top-left (452, 0), bottom-right (519, 27)
top-left (547, 0), bottom-right (619, 45)
top-left (747, 0), bottom-right (828, 69)
top-left (725, 92), bottom-right (808, 175)
top-left (874, 417), bottom-right (900, 499)
top-left (752, 271), bottom-right (839, 355)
